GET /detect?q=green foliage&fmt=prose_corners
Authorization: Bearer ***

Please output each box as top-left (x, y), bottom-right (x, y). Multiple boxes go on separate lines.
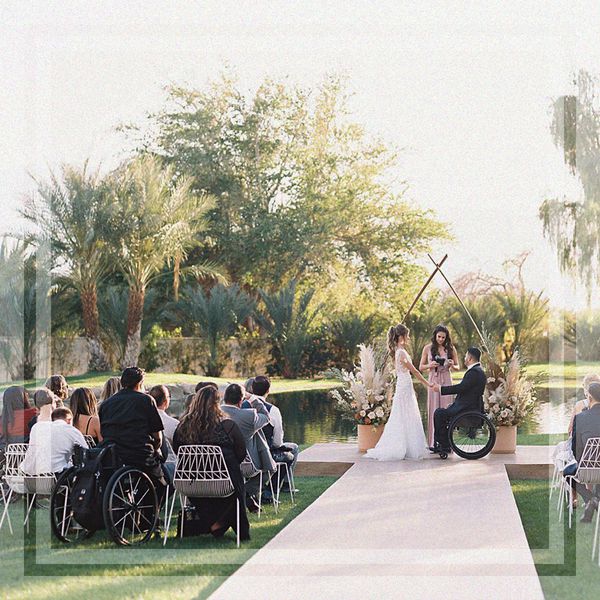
top-left (257, 280), bottom-right (320, 378)
top-left (493, 290), bottom-right (548, 360)
top-left (141, 74), bottom-right (448, 310)
top-left (328, 312), bottom-right (379, 371)
top-left (563, 310), bottom-right (600, 360)
top-left (540, 70), bottom-right (600, 292)
top-left (0, 242), bottom-right (37, 380)
top-left (166, 283), bottom-right (254, 376)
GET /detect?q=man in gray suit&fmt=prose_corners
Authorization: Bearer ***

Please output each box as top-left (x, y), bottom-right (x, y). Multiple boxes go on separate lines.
top-left (566, 382), bottom-right (600, 522)
top-left (221, 383), bottom-right (276, 510)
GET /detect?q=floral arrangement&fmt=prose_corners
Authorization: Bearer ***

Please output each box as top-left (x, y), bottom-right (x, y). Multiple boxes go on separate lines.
top-left (328, 344), bottom-right (394, 428)
top-left (484, 350), bottom-right (537, 427)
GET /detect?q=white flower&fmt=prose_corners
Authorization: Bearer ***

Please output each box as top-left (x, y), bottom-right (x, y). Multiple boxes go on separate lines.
top-left (375, 407), bottom-right (384, 418)
top-left (362, 403), bottom-right (370, 410)
top-left (359, 410), bottom-right (366, 417)
top-left (368, 411), bottom-right (376, 420)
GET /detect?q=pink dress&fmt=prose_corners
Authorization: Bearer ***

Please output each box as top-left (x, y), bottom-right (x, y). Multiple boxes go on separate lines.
top-left (426, 348), bottom-right (455, 447)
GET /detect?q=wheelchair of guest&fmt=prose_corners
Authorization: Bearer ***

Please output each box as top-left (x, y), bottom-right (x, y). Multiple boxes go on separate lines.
top-left (436, 409), bottom-right (496, 460)
top-left (50, 443), bottom-right (161, 546)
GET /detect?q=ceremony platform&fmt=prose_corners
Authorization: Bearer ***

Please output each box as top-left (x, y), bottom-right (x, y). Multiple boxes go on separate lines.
top-left (209, 444), bottom-right (551, 600)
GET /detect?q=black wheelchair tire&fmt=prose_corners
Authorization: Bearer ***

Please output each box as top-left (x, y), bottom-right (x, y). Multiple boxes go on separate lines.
top-left (103, 466), bottom-right (158, 546)
top-left (448, 411), bottom-right (496, 460)
top-left (50, 468), bottom-right (95, 543)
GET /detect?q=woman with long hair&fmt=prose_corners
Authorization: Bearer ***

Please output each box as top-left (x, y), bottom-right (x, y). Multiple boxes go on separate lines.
top-left (99, 376), bottom-right (121, 403)
top-left (419, 325), bottom-right (460, 447)
top-left (173, 385), bottom-right (250, 541)
top-left (70, 387), bottom-right (102, 444)
top-left (366, 324), bottom-right (429, 461)
top-left (0, 386), bottom-right (36, 444)
top-left (44, 374), bottom-right (69, 406)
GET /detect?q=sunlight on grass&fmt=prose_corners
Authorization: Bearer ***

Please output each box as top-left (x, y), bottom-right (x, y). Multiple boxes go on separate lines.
top-left (1, 476), bottom-right (337, 600)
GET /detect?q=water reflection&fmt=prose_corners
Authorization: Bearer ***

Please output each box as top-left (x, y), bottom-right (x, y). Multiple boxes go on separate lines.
top-left (269, 386), bottom-right (576, 445)
top-left (170, 386), bottom-right (576, 445)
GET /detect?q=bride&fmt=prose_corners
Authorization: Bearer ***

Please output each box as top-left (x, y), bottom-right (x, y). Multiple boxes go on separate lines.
top-left (366, 323), bottom-right (429, 461)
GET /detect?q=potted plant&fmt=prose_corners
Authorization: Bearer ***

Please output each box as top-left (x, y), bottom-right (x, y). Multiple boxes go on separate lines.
top-left (328, 344), bottom-right (393, 452)
top-left (484, 350), bottom-right (537, 454)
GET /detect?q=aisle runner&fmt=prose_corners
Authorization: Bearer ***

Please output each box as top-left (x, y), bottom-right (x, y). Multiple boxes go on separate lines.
top-left (209, 444), bottom-right (547, 600)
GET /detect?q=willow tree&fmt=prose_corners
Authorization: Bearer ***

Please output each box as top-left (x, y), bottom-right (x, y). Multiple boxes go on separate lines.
top-left (108, 155), bottom-right (220, 368)
top-left (540, 70), bottom-right (600, 295)
top-left (22, 164), bottom-right (111, 371)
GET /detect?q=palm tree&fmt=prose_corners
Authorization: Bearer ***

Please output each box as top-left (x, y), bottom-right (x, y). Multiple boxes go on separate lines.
top-left (108, 155), bottom-right (222, 367)
top-left (257, 280), bottom-right (320, 378)
top-left (22, 163), bottom-right (112, 370)
top-left (329, 313), bottom-right (378, 371)
top-left (167, 283), bottom-right (255, 376)
top-left (494, 290), bottom-right (549, 360)
top-left (0, 240), bottom-right (35, 380)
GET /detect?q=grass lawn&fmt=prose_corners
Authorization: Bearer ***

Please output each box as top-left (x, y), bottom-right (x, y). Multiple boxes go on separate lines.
top-left (511, 479), bottom-right (600, 599)
top-left (2, 373), bottom-right (339, 395)
top-left (0, 475), bottom-right (337, 600)
top-left (516, 432), bottom-right (568, 446)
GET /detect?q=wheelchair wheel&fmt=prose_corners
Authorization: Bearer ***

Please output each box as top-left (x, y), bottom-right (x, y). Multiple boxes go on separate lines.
top-left (50, 468), bottom-right (94, 543)
top-left (103, 466), bottom-right (158, 546)
top-left (448, 411), bottom-right (496, 460)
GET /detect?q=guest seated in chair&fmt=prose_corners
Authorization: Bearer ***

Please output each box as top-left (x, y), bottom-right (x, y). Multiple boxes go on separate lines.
top-left (221, 383), bottom-right (276, 513)
top-left (21, 407), bottom-right (88, 477)
top-left (243, 376), bottom-right (299, 494)
top-left (99, 367), bottom-right (167, 504)
top-left (565, 382), bottom-right (600, 523)
top-left (173, 386), bottom-right (250, 540)
top-left (0, 386), bottom-right (37, 447)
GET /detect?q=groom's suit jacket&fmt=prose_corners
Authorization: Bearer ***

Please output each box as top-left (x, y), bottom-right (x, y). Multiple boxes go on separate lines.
top-left (441, 364), bottom-right (487, 413)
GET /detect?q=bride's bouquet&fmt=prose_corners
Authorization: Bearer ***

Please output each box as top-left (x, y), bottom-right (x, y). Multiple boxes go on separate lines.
top-left (328, 344), bottom-right (394, 428)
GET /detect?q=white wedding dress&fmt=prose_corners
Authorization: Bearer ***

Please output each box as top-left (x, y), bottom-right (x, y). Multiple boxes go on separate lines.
top-left (366, 349), bottom-right (427, 461)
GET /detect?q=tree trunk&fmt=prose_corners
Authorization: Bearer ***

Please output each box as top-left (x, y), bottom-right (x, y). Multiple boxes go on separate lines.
top-left (80, 284), bottom-right (110, 371)
top-left (173, 251), bottom-right (181, 302)
top-left (122, 286), bottom-right (145, 368)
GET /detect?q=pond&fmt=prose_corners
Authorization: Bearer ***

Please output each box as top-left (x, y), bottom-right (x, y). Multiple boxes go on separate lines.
top-left (263, 385), bottom-right (578, 446)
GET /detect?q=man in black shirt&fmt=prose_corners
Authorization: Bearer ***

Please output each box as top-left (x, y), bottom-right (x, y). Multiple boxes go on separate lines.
top-left (99, 367), bottom-right (166, 495)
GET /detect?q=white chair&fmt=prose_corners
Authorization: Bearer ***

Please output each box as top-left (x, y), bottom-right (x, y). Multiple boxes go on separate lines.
top-left (0, 443), bottom-right (55, 531)
top-left (274, 461), bottom-right (296, 507)
top-left (163, 445), bottom-right (241, 547)
top-left (563, 437), bottom-right (600, 531)
top-left (240, 452), bottom-right (277, 518)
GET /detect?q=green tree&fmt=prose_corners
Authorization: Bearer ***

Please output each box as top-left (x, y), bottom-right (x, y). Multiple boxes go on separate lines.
top-left (166, 283), bottom-right (255, 376)
top-left (540, 70), bottom-right (600, 294)
top-left (21, 164), bottom-right (112, 370)
top-left (107, 154), bottom-right (221, 368)
top-left (0, 241), bottom-right (37, 380)
top-left (257, 280), bottom-right (320, 378)
top-left (328, 313), bottom-right (379, 371)
top-left (494, 290), bottom-right (548, 360)
top-left (139, 75), bottom-right (447, 309)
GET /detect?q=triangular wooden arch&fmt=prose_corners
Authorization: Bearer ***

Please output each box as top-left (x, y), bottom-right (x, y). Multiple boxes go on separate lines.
top-left (403, 253), bottom-right (489, 354)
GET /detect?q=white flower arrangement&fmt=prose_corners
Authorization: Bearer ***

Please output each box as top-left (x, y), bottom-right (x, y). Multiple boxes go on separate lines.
top-left (328, 344), bottom-right (394, 428)
top-left (483, 350), bottom-right (536, 427)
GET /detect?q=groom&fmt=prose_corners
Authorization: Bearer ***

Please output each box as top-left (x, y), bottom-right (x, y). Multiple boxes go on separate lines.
top-left (430, 346), bottom-right (487, 452)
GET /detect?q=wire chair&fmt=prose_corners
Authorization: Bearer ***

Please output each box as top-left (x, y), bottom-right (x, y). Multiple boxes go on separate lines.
top-left (274, 460), bottom-right (296, 507)
top-left (163, 445), bottom-right (240, 547)
top-left (562, 437), bottom-right (600, 531)
top-left (0, 443), bottom-right (56, 532)
top-left (240, 452), bottom-right (277, 518)
top-left (83, 435), bottom-right (96, 448)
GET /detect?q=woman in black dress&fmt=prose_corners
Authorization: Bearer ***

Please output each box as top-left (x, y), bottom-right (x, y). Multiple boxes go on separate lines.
top-left (173, 385), bottom-right (250, 540)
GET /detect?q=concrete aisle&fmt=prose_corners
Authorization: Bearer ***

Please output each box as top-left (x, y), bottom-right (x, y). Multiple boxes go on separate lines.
top-left (209, 444), bottom-right (549, 600)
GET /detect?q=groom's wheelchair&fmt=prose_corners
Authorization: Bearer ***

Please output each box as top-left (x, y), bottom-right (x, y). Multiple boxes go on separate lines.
top-left (437, 407), bottom-right (496, 460)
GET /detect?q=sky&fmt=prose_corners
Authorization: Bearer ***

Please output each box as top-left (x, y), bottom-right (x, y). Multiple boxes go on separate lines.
top-left (1, 0), bottom-right (599, 309)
